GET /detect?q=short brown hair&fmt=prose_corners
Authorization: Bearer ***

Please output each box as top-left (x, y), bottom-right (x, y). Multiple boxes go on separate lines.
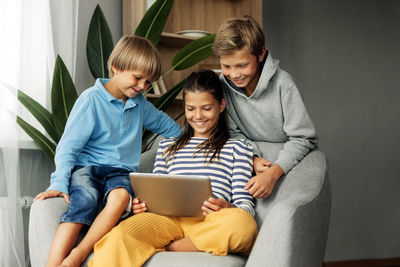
top-left (212, 15), bottom-right (265, 57)
top-left (107, 35), bottom-right (161, 81)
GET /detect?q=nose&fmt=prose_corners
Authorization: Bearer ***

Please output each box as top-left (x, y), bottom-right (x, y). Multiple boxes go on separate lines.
top-left (194, 109), bottom-right (203, 119)
top-left (230, 68), bottom-right (240, 79)
top-left (138, 80), bottom-right (148, 91)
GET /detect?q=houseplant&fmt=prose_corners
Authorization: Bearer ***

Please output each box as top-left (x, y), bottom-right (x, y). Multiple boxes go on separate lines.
top-left (17, 0), bottom-right (215, 164)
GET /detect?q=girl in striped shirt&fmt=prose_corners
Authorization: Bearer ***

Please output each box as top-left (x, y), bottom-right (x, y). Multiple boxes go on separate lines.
top-left (89, 70), bottom-right (258, 267)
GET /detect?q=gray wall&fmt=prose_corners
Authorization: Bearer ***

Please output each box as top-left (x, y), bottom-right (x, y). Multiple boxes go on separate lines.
top-left (263, 0), bottom-right (400, 261)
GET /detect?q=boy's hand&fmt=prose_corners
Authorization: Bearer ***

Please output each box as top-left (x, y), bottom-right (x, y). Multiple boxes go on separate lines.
top-left (132, 198), bottom-right (147, 214)
top-left (253, 156), bottom-right (271, 174)
top-left (33, 190), bottom-right (70, 203)
top-left (202, 197), bottom-right (233, 215)
top-left (245, 164), bottom-right (284, 199)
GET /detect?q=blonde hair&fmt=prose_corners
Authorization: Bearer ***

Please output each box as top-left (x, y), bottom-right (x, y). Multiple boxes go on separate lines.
top-left (212, 15), bottom-right (265, 57)
top-left (107, 35), bottom-right (161, 81)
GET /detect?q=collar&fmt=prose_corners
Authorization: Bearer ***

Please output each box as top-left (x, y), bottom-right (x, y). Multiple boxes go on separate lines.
top-left (96, 78), bottom-right (139, 108)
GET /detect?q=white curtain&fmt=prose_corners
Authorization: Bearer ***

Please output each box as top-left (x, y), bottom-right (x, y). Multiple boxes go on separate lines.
top-left (0, 0), bottom-right (79, 266)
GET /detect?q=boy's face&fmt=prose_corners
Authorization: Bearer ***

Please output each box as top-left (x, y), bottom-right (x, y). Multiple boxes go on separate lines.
top-left (110, 68), bottom-right (152, 100)
top-left (219, 47), bottom-right (265, 95)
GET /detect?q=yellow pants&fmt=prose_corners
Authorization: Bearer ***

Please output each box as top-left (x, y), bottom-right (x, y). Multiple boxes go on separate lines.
top-left (88, 208), bottom-right (258, 267)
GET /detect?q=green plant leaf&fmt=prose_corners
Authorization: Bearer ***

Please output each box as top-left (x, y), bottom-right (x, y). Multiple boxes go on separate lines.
top-left (152, 79), bottom-right (185, 112)
top-left (51, 55), bottom-right (78, 141)
top-left (17, 116), bottom-right (56, 164)
top-left (86, 4), bottom-right (114, 79)
top-left (17, 90), bottom-right (59, 143)
top-left (135, 0), bottom-right (174, 46)
top-left (172, 34), bottom-right (216, 70)
top-left (141, 131), bottom-right (160, 153)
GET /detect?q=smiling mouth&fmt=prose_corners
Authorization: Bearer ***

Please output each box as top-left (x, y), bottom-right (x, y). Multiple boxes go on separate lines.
top-left (131, 88), bottom-right (141, 93)
top-left (233, 78), bottom-right (246, 84)
top-left (193, 121), bottom-right (207, 127)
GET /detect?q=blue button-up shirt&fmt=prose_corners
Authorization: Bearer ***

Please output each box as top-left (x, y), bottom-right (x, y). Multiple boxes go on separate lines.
top-left (48, 79), bottom-right (181, 194)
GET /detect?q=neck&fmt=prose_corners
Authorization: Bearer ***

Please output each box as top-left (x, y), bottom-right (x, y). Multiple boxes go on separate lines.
top-left (244, 67), bottom-right (261, 97)
top-left (104, 80), bottom-right (127, 103)
top-left (245, 50), bottom-right (267, 96)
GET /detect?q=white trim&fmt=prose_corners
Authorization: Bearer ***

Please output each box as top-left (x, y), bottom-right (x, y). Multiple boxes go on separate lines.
top-left (18, 140), bottom-right (41, 150)
top-left (0, 140), bottom-right (40, 150)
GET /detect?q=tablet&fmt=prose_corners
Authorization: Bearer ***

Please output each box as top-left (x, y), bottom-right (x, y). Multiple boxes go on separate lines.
top-left (129, 172), bottom-right (212, 217)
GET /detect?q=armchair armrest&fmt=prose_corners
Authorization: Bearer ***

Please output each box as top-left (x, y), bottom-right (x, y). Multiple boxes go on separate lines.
top-left (246, 148), bottom-right (331, 267)
top-left (139, 135), bottom-right (164, 173)
top-left (29, 198), bottom-right (69, 267)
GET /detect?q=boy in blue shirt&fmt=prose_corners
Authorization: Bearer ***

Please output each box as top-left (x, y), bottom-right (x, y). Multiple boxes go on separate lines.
top-left (34, 35), bottom-right (181, 267)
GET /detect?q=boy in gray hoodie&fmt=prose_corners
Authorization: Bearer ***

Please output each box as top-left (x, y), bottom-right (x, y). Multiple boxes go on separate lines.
top-left (212, 15), bottom-right (317, 199)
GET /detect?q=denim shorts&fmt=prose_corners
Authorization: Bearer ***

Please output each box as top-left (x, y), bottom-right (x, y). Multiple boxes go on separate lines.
top-left (61, 166), bottom-right (134, 225)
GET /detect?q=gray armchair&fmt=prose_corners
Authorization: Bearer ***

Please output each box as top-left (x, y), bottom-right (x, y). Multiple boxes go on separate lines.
top-left (29, 140), bottom-right (330, 267)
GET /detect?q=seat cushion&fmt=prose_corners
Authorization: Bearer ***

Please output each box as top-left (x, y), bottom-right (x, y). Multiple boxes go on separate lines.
top-left (144, 252), bottom-right (247, 267)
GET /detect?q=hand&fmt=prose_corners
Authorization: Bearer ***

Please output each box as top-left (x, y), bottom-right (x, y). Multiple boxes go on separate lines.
top-left (245, 164), bottom-right (284, 199)
top-left (33, 190), bottom-right (70, 203)
top-left (201, 197), bottom-right (233, 215)
top-left (253, 156), bottom-right (271, 174)
top-left (132, 198), bottom-right (147, 214)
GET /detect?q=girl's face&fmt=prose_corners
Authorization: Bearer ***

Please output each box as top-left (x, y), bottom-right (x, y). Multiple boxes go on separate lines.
top-left (184, 90), bottom-right (226, 138)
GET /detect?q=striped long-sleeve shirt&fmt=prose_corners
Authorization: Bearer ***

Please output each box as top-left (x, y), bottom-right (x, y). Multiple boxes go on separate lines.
top-left (153, 137), bottom-right (255, 216)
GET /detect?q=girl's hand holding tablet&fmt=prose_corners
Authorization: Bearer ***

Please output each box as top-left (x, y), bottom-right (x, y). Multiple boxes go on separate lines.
top-left (202, 197), bottom-right (233, 215)
top-left (132, 198), bottom-right (147, 214)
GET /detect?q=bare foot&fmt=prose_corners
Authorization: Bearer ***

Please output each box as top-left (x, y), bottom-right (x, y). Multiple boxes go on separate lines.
top-left (58, 248), bottom-right (86, 267)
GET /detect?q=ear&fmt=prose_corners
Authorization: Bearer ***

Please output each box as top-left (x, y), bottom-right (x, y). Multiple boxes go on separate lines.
top-left (219, 98), bottom-right (226, 113)
top-left (111, 65), bottom-right (120, 75)
top-left (258, 46), bottom-right (267, 62)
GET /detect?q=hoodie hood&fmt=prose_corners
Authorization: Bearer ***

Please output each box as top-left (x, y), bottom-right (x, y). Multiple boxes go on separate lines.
top-left (221, 51), bottom-right (280, 99)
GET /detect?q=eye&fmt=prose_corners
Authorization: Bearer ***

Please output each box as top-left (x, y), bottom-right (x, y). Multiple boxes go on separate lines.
top-left (239, 64), bottom-right (248, 69)
top-left (185, 106), bottom-right (194, 111)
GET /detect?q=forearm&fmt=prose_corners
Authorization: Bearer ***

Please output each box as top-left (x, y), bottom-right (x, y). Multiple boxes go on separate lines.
top-left (268, 164), bottom-right (284, 181)
top-left (49, 138), bottom-right (85, 193)
top-left (280, 84), bottom-right (318, 172)
top-left (233, 201), bottom-right (255, 216)
top-left (276, 137), bottom-right (316, 173)
top-left (49, 155), bottom-right (76, 194)
top-left (144, 100), bottom-right (181, 138)
top-left (231, 187), bottom-right (255, 215)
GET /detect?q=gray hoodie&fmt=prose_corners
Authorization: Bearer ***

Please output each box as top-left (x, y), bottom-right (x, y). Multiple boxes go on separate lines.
top-left (220, 52), bottom-right (317, 173)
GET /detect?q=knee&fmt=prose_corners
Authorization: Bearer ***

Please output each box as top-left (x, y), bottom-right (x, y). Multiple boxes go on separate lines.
top-left (71, 187), bottom-right (99, 212)
top-left (221, 209), bottom-right (258, 253)
top-left (220, 208), bottom-right (258, 241)
top-left (106, 188), bottom-right (130, 209)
